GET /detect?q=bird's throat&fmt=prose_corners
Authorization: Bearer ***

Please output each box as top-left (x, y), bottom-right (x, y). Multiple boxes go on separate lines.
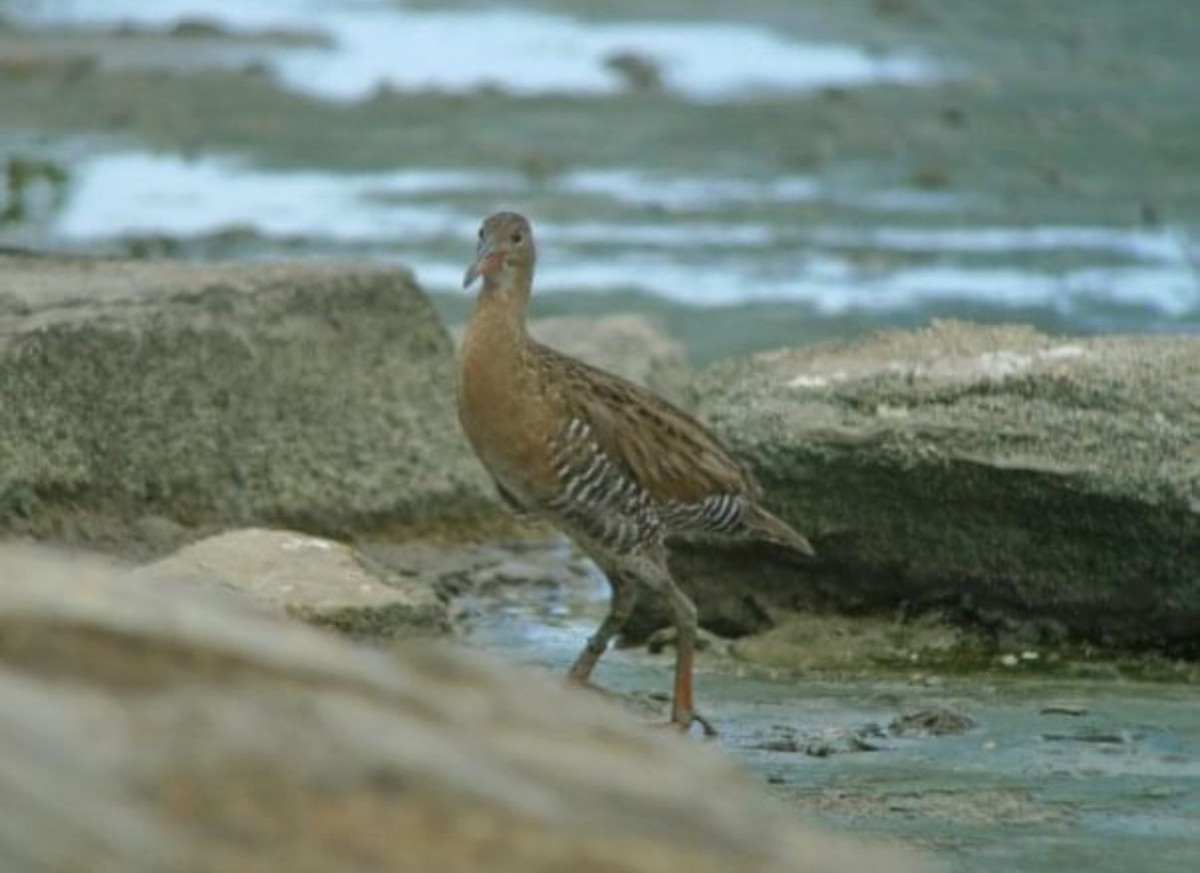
top-left (471, 275), bottom-right (531, 343)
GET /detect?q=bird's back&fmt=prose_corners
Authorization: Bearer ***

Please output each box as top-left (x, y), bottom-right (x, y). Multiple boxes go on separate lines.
top-left (532, 340), bottom-right (758, 503)
top-left (516, 340), bottom-right (811, 555)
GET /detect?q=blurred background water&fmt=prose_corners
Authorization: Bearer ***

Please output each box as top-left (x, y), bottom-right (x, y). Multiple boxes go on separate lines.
top-left (1, 0), bottom-right (1197, 361)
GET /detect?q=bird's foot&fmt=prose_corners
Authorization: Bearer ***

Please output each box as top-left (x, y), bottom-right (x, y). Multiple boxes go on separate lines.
top-left (652, 711), bottom-right (719, 739)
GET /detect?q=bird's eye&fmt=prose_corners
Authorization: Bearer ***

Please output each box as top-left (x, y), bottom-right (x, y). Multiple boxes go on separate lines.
top-left (511, 232), bottom-right (523, 244)
top-left (478, 228), bottom-right (484, 240)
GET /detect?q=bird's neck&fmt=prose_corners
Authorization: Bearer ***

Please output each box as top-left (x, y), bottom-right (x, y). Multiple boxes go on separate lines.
top-left (466, 273), bottom-right (532, 353)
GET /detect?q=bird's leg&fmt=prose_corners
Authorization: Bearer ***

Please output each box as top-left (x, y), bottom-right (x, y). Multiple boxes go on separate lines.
top-left (663, 580), bottom-right (700, 730)
top-left (567, 569), bottom-right (637, 688)
top-left (646, 553), bottom-right (718, 738)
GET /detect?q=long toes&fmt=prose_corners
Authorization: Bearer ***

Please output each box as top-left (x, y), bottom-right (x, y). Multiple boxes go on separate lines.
top-left (691, 711), bottom-right (719, 739)
top-left (657, 712), bottom-right (719, 739)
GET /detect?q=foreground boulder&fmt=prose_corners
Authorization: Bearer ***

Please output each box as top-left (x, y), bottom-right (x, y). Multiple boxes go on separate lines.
top-left (0, 255), bottom-right (492, 553)
top-left (669, 322), bottom-right (1199, 654)
top-left (0, 544), bottom-right (923, 873)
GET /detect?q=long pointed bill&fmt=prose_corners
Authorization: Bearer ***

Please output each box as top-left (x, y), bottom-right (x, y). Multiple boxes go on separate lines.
top-left (463, 249), bottom-right (499, 289)
top-left (462, 258), bottom-right (482, 289)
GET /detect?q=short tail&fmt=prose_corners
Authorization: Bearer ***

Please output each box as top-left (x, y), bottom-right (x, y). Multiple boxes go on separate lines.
top-left (744, 504), bottom-right (815, 557)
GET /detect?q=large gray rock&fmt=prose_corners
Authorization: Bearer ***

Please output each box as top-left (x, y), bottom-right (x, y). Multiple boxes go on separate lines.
top-left (0, 543), bottom-right (924, 873)
top-left (450, 312), bottom-right (691, 404)
top-left (0, 256), bottom-right (493, 554)
top-left (132, 527), bottom-right (450, 638)
top-left (529, 313), bottom-right (690, 404)
top-left (669, 322), bottom-right (1199, 654)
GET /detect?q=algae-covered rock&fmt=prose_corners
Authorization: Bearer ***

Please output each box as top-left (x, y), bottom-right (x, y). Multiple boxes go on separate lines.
top-left (0, 543), bottom-right (925, 873)
top-left (672, 322), bottom-right (1199, 654)
top-left (0, 256), bottom-right (494, 552)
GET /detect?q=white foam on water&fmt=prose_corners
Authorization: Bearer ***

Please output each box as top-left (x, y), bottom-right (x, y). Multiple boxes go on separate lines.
top-left (53, 152), bottom-right (495, 241)
top-left (56, 152), bottom-right (789, 248)
top-left (847, 188), bottom-right (979, 214)
top-left (51, 150), bottom-right (1200, 317)
top-left (410, 253), bottom-right (1199, 316)
top-left (814, 225), bottom-right (1189, 262)
top-left (557, 170), bottom-right (977, 214)
top-left (557, 169), bottom-right (821, 209)
top-left (540, 220), bottom-right (775, 248)
top-left (13, 0), bottom-right (939, 101)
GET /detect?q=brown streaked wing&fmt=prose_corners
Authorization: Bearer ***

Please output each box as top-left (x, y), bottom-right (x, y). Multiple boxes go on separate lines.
top-left (535, 342), bottom-right (761, 505)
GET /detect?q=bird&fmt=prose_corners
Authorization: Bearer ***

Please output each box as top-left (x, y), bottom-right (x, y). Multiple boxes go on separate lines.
top-left (457, 211), bottom-right (814, 734)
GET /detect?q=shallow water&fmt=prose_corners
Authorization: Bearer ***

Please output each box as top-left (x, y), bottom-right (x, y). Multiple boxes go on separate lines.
top-left (457, 549), bottom-right (1200, 873)
top-left (11, 0), bottom-right (937, 101)
top-left (2, 0), bottom-right (1198, 351)
top-left (45, 150), bottom-right (1197, 319)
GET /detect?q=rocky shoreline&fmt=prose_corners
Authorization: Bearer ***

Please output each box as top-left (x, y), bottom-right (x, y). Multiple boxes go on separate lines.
top-left (2, 254), bottom-right (1197, 660)
top-left (3, 255), bottom-right (1197, 871)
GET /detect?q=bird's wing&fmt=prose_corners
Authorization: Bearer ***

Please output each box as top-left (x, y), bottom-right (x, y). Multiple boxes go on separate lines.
top-left (538, 343), bottom-right (761, 505)
top-left (494, 480), bottom-right (538, 518)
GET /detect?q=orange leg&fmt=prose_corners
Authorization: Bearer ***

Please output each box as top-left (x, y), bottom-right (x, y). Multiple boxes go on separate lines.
top-left (670, 637), bottom-right (695, 725)
top-left (662, 576), bottom-right (717, 738)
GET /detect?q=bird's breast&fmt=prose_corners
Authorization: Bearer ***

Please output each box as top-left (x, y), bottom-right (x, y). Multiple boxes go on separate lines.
top-left (457, 335), bottom-right (553, 497)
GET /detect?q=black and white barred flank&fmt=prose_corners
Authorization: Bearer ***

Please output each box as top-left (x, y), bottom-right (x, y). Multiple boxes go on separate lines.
top-left (541, 416), bottom-right (750, 551)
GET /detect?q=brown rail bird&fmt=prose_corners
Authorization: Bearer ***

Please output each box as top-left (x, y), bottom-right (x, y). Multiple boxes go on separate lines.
top-left (457, 211), bottom-right (813, 734)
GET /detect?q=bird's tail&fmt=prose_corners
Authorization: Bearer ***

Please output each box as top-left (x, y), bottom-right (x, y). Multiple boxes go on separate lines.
top-left (744, 504), bottom-right (815, 557)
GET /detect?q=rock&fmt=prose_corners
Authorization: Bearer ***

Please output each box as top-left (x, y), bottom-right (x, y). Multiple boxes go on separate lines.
top-left (727, 612), bottom-right (963, 672)
top-left (357, 537), bottom-right (594, 632)
top-left (0, 256), bottom-right (494, 555)
top-left (0, 543), bottom-right (926, 873)
top-left (448, 313), bottom-right (689, 403)
top-left (132, 527), bottom-right (449, 638)
top-left (748, 724), bottom-right (887, 757)
top-left (532, 313), bottom-right (691, 403)
top-left (646, 625), bottom-right (732, 657)
top-left (888, 708), bottom-right (975, 737)
top-left (603, 51), bottom-right (665, 93)
top-left (672, 321), bottom-right (1199, 654)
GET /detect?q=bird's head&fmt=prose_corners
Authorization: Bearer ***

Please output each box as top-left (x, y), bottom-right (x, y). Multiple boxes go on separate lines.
top-left (463, 211), bottom-right (536, 290)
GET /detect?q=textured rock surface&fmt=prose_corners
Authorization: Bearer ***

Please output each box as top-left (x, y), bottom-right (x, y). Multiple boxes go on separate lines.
top-left (0, 543), bottom-right (924, 873)
top-left (133, 527), bottom-right (449, 638)
top-left (529, 313), bottom-right (690, 404)
top-left (0, 255), bottom-right (493, 554)
top-left (451, 312), bottom-right (690, 403)
top-left (668, 322), bottom-right (1199, 653)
